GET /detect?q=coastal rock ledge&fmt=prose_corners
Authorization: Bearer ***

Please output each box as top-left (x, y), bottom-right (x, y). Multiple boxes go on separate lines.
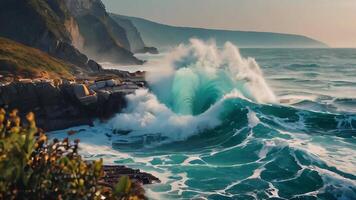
top-left (0, 76), bottom-right (144, 132)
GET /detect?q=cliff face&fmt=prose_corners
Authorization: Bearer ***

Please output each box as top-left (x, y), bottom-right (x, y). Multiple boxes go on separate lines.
top-left (110, 14), bottom-right (159, 54)
top-left (110, 15), bottom-right (145, 53)
top-left (63, 0), bottom-right (143, 64)
top-left (0, 0), bottom-right (100, 72)
top-left (64, 17), bottom-right (85, 51)
top-left (0, 0), bottom-right (144, 71)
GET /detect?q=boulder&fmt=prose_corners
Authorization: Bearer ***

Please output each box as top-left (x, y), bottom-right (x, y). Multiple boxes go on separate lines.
top-left (0, 83), bottom-right (40, 112)
top-left (88, 84), bottom-right (97, 91)
top-left (73, 84), bottom-right (90, 98)
top-left (106, 79), bottom-right (116, 87)
top-left (95, 81), bottom-right (106, 89)
top-left (87, 59), bottom-right (102, 72)
top-left (135, 47), bottom-right (159, 54)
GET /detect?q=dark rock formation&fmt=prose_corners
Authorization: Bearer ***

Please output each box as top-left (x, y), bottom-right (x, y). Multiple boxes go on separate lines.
top-left (87, 59), bottom-right (102, 71)
top-left (63, 0), bottom-right (143, 65)
top-left (135, 47), bottom-right (159, 55)
top-left (53, 41), bottom-right (97, 71)
top-left (0, 78), bottom-right (143, 131)
top-left (101, 165), bottom-right (159, 200)
top-left (0, 0), bottom-right (144, 72)
top-left (102, 165), bottom-right (160, 186)
top-left (0, 0), bottom-right (102, 72)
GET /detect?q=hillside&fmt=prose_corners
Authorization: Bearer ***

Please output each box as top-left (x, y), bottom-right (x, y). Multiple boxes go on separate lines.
top-left (113, 14), bottom-right (328, 50)
top-left (0, 37), bottom-right (75, 79)
top-left (0, 0), bottom-right (143, 69)
top-left (63, 0), bottom-right (143, 64)
top-left (0, 0), bottom-right (95, 70)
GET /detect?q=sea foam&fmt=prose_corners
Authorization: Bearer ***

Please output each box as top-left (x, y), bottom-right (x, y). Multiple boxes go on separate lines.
top-left (109, 39), bottom-right (275, 141)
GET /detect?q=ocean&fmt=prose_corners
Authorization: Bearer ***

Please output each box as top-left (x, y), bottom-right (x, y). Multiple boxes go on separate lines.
top-left (51, 40), bottom-right (356, 200)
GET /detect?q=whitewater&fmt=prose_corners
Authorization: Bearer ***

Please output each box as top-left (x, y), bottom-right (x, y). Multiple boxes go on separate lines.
top-left (52, 40), bottom-right (356, 200)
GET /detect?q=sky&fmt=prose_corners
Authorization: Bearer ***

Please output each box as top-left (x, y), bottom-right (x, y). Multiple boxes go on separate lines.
top-left (102, 0), bottom-right (356, 48)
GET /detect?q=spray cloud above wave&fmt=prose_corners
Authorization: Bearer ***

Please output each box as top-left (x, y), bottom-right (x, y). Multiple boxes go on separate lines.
top-left (147, 39), bottom-right (276, 112)
top-left (110, 39), bottom-right (276, 141)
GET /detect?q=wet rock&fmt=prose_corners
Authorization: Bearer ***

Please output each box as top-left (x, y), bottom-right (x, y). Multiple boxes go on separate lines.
top-left (73, 84), bottom-right (90, 98)
top-left (102, 165), bottom-right (160, 186)
top-left (135, 47), bottom-right (159, 54)
top-left (87, 59), bottom-right (102, 71)
top-left (106, 79), bottom-right (117, 87)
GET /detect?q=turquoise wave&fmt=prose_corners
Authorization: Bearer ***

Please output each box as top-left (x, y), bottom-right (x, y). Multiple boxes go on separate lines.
top-left (52, 41), bottom-right (356, 200)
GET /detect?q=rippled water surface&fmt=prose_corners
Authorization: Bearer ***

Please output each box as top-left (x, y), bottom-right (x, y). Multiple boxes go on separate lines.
top-left (53, 44), bottom-right (356, 200)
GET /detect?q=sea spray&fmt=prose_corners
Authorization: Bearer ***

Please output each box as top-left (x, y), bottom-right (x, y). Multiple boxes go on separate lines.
top-left (109, 39), bottom-right (276, 141)
top-left (146, 39), bottom-right (276, 114)
top-left (108, 89), bottom-right (247, 142)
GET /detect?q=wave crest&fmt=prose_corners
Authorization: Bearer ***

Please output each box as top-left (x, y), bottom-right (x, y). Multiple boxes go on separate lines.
top-left (109, 39), bottom-right (276, 141)
top-left (146, 39), bottom-right (276, 115)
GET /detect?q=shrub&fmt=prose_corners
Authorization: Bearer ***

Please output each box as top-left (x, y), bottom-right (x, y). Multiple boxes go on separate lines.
top-left (0, 109), bottom-right (143, 200)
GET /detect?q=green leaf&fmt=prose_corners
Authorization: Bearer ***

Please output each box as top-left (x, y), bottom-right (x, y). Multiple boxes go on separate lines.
top-left (113, 176), bottom-right (132, 196)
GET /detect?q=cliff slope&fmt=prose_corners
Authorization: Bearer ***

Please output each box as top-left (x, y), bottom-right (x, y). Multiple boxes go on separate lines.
top-left (0, 37), bottom-right (76, 79)
top-left (0, 0), bottom-right (98, 71)
top-left (0, 0), bottom-right (142, 69)
top-left (109, 14), bottom-right (145, 53)
top-left (63, 0), bottom-right (143, 64)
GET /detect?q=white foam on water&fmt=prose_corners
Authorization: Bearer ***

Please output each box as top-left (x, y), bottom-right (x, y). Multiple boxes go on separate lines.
top-left (109, 39), bottom-right (276, 143)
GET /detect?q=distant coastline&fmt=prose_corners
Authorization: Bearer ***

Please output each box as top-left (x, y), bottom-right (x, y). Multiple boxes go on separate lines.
top-left (111, 14), bottom-right (328, 50)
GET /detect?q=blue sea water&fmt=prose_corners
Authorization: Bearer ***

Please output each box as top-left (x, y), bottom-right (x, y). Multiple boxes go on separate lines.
top-left (52, 41), bottom-right (356, 200)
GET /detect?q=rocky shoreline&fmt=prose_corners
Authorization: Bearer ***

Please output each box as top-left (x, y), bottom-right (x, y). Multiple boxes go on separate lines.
top-left (0, 68), bottom-right (161, 188)
top-left (0, 69), bottom-right (145, 132)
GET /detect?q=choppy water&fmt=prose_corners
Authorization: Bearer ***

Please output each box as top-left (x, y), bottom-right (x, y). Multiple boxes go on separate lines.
top-left (53, 40), bottom-right (356, 200)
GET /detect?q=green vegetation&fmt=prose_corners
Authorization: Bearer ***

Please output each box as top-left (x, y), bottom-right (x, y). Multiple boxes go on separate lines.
top-left (0, 109), bottom-right (144, 200)
top-left (0, 37), bottom-right (75, 79)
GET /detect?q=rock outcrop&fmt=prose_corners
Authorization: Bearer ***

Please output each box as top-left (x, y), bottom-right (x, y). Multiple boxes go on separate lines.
top-left (0, 74), bottom-right (144, 131)
top-left (63, 0), bottom-right (143, 64)
top-left (102, 165), bottom-right (160, 186)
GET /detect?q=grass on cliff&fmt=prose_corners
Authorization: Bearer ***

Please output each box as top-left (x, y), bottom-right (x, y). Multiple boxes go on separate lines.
top-left (0, 37), bottom-right (75, 79)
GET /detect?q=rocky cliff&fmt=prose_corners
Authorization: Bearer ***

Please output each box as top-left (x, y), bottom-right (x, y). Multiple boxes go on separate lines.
top-left (63, 0), bottom-right (143, 64)
top-left (0, 0), bottom-right (100, 72)
top-left (110, 14), bottom-right (159, 54)
top-left (0, 0), bottom-right (144, 70)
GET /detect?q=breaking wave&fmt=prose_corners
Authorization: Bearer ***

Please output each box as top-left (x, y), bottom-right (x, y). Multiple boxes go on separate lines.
top-left (53, 40), bottom-right (356, 199)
